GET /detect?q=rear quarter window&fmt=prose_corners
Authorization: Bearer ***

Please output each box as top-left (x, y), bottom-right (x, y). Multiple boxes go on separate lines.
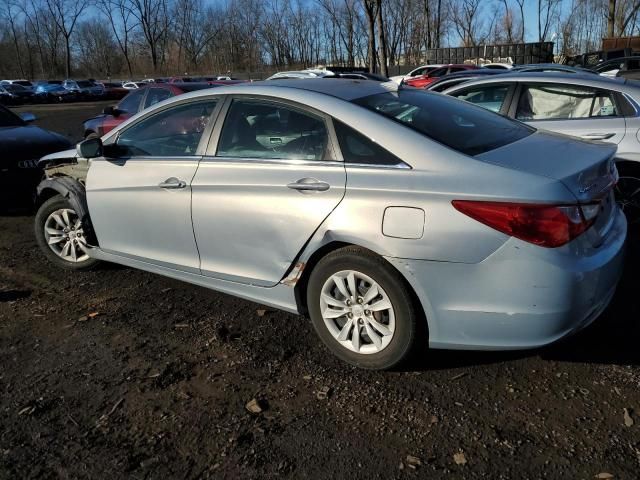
top-left (353, 90), bottom-right (533, 156)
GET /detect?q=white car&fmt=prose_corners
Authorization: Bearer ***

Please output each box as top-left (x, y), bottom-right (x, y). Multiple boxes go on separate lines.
top-left (389, 65), bottom-right (444, 83)
top-left (122, 82), bottom-right (147, 89)
top-left (482, 63), bottom-right (513, 70)
top-left (266, 69), bottom-right (335, 80)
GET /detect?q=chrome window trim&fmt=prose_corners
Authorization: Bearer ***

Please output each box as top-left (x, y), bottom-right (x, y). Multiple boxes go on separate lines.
top-left (345, 162), bottom-right (411, 170)
top-left (199, 156), bottom-right (411, 170)
top-left (200, 156), bottom-right (344, 168)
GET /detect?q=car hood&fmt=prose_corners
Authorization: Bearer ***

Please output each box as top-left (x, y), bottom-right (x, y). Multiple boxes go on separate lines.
top-left (0, 126), bottom-right (72, 162)
top-left (476, 130), bottom-right (617, 202)
top-left (39, 147), bottom-right (77, 166)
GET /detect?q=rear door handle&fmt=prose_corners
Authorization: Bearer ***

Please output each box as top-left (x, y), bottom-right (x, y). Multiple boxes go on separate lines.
top-left (158, 177), bottom-right (187, 189)
top-left (287, 178), bottom-right (330, 192)
top-left (580, 133), bottom-right (616, 140)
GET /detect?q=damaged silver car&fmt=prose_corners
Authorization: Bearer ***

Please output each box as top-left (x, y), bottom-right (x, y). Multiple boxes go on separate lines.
top-left (34, 80), bottom-right (626, 369)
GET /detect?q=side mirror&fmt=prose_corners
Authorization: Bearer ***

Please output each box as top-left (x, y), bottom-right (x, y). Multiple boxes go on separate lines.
top-left (77, 137), bottom-right (103, 159)
top-left (20, 112), bottom-right (36, 123)
top-left (103, 106), bottom-right (122, 117)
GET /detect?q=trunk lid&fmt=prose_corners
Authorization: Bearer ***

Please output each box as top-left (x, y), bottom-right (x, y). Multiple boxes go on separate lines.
top-left (476, 130), bottom-right (617, 202)
top-left (476, 130), bottom-right (618, 242)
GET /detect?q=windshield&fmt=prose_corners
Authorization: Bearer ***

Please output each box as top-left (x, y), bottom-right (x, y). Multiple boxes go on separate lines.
top-left (353, 90), bottom-right (533, 156)
top-left (15, 81), bottom-right (32, 87)
top-left (77, 81), bottom-right (92, 87)
top-left (0, 106), bottom-right (24, 127)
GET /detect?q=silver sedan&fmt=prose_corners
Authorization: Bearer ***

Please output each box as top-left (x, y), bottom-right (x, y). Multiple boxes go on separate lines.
top-left (443, 72), bottom-right (640, 220)
top-left (34, 80), bottom-right (626, 369)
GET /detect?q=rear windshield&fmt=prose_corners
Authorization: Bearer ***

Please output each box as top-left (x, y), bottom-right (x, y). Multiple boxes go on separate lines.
top-left (15, 81), bottom-right (32, 87)
top-left (353, 90), bottom-right (533, 156)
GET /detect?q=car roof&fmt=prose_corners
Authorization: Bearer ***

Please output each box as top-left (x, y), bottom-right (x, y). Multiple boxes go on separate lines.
top-left (442, 71), bottom-right (636, 93)
top-left (226, 78), bottom-right (398, 100)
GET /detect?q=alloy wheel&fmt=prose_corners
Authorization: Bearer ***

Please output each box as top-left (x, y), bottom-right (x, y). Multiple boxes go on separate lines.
top-left (43, 208), bottom-right (90, 263)
top-left (319, 270), bottom-right (395, 354)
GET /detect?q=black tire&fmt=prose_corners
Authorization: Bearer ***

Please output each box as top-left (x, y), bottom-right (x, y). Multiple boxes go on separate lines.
top-left (34, 195), bottom-right (100, 271)
top-left (306, 246), bottom-right (422, 370)
top-left (615, 163), bottom-right (640, 224)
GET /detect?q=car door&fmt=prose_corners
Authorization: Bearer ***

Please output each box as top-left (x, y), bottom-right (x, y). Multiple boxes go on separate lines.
top-left (191, 96), bottom-right (346, 287)
top-left (510, 82), bottom-right (626, 144)
top-left (86, 97), bottom-right (221, 272)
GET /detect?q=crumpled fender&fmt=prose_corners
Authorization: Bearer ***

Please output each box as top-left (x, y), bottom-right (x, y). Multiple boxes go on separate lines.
top-left (36, 177), bottom-right (98, 246)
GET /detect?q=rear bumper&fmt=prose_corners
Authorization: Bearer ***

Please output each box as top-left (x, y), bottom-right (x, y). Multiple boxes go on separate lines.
top-left (386, 207), bottom-right (627, 350)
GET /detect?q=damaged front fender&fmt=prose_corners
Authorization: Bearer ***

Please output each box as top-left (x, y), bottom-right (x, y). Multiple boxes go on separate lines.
top-left (36, 176), bottom-right (98, 247)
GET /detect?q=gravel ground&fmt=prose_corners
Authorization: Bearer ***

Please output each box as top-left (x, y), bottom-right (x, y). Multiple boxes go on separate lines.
top-left (1, 102), bottom-right (639, 479)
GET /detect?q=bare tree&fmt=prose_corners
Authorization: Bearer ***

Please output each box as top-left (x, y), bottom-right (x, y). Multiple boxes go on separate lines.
top-left (44, 0), bottom-right (88, 77)
top-left (128, 0), bottom-right (170, 72)
top-left (98, 0), bottom-right (136, 77)
top-left (537, 0), bottom-right (561, 41)
top-left (452, 0), bottom-right (486, 46)
top-left (375, 0), bottom-right (388, 76)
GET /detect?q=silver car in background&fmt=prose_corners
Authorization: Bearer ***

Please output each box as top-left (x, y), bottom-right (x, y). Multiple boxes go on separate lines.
top-left (443, 72), bottom-right (640, 220)
top-left (34, 80), bottom-right (626, 369)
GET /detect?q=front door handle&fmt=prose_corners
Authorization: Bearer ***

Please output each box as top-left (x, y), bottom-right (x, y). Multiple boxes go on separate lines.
top-left (287, 178), bottom-right (330, 192)
top-left (580, 133), bottom-right (616, 140)
top-left (158, 177), bottom-right (187, 189)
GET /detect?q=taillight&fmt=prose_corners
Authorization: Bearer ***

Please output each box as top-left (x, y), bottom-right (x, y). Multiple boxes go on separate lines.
top-left (452, 200), bottom-right (599, 248)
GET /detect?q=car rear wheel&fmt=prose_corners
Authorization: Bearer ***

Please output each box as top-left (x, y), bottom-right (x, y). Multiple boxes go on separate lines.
top-left (615, 164), bottom-right (640, 224)
top-left (306, 246), bottom-right (421, 370)
top-left (34, 195), bottom-right (100, 270)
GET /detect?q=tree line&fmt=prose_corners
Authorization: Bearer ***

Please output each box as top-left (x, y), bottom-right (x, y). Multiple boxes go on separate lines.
top-left (1, 0), bottom-right (639, 80)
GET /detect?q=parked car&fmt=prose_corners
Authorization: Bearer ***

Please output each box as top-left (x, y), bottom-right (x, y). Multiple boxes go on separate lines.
top-left (82, 82), bottom-right (217, 138)
top-left (481, 63), bottom-right (513, 70)
top-left (511, 63), bottom-right (597, 75)
top-left (404, 64), bottom-right (479, 88)
top-left (35, 79), bottom-right (625, 370)
top-left (1, 79), bottom-right (35, 92)
top-left (100, 82), bottom-right (129, 100)
top-left (34, 82), bottom-right (76, 103)
top-left (0, 84), bottom-right (34, 104)
top-left (0, 105), bottom-right (71, 207)
top-left (590, 56), bottom-right (640, 80)
top-left (426, 69), bottom-right (507, 92)
top-left (62, 79), bottom-right (105, 98)
top-left (443, 72), bottom-right (640, 220)
top-left (389, 64), bottom-right (444, 83)
top-left (265, 69), bottom-right (335, 80)
top-left (122, 82), bottom-right (147, 89)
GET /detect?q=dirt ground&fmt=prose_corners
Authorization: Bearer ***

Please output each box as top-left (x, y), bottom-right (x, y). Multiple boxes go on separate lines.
top-left (1, 102), bottom-right (639, 479)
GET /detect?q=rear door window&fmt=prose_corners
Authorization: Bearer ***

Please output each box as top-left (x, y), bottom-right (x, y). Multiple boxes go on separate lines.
top-left (117, 89), bottom-right (145, 114)
top-left (217, 99), bottom-right (328, 161)
top-left (144, 88), bottom-right (172, 108)
top-left (450, 84), bottom-right (511, 113)
top-left (515, 84), bottom-right (618, 120)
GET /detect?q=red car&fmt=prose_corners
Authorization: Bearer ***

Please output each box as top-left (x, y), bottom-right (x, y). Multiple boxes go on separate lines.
top-left (82, 82), bottom-right (218, 138)
top-left (405, 64), bottom-right (478, 88)
top-left (100, 82), bottom-right (129, 100)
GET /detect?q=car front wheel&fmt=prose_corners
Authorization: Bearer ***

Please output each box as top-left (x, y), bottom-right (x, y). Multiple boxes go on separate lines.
top-left (306, 246), bottom-right (421, 370)
top-left (34, 195), bottom-right (100, 270)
